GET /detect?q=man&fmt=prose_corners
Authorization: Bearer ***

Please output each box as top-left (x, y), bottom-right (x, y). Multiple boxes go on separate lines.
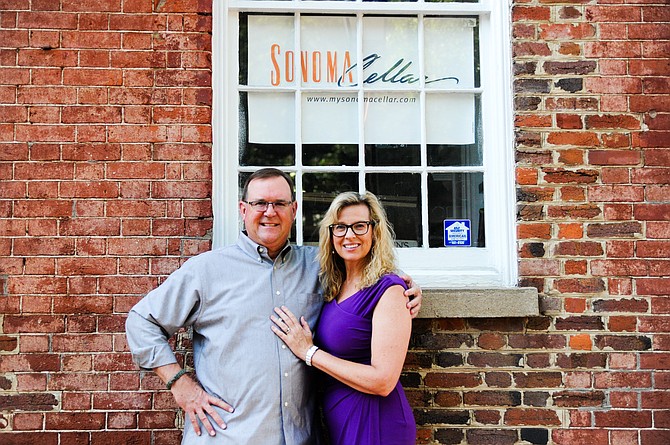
top-left (125, 168), bottom-right (421, 444)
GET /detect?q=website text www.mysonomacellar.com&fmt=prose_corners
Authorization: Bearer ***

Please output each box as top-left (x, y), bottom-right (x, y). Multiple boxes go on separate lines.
top-left (305, 95), bottom-right (418, 104)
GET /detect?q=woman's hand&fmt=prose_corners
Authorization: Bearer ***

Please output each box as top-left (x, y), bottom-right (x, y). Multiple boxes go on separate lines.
top-left (271, 305), bottom-right (314, 362)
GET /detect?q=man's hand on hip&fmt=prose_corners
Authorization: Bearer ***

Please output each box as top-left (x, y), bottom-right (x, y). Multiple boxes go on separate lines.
top-left (156, 364), bottom-right (234, 437)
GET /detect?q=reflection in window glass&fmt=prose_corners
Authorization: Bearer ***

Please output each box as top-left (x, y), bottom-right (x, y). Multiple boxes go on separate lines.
top-left (303, 144), bottom-right (358, 167)
top-left (365, 144), bottom-right (420, 166)
top-left (302, 173), bottom-right (358, 243)
top-left (366, 173), bottom-right (422, 247)
top-left (428, 172), bottom-right (484, 247)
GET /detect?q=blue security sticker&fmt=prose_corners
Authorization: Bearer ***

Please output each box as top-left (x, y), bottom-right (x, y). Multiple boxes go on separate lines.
top-left (444, 219), bottom-right (471, 247)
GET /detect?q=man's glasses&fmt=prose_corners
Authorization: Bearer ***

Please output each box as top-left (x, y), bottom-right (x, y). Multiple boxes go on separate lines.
top-left (329, 221), bottom-right (374, 237)
top-left (244, 200), bottom-right (293, 212)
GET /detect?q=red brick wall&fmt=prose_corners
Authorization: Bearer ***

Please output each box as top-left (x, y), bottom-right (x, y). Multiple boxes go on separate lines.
top-left (0, 0), bottom-right (212, 443)
top-left (0, 1), bottom-right (669, 444)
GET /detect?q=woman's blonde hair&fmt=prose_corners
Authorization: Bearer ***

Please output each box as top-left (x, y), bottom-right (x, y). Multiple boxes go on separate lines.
top-left (317, 191), bottom-right (397, 302)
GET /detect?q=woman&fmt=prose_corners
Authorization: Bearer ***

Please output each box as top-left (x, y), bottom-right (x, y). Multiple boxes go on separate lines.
top-left (271, 191), bottom-right (416, 445)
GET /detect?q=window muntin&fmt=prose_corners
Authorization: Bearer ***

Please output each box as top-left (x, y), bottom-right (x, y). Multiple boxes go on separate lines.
top-left (216, 0), bottom-right (515, 286)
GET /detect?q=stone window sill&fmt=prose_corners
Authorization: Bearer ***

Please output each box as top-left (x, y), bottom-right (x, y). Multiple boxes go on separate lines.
top-left (417, 287), bottom-right (539, 318)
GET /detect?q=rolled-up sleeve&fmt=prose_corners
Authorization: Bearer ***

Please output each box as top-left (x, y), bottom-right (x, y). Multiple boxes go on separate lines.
top-left (125, 258), bottom-right (204, 370)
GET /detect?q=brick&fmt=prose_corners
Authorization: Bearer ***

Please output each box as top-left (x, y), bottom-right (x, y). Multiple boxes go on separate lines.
top-left (45, 412), bottom-right (105, 430)
top-left (640, 430), bottom-right (670, 445)
top-left (594, 372), bottom-right (652, 389)
top-left (594, 410), bottom-right (651, 428)
top-left (595, 335), bottom-right (651, 351)
top-left (62, 69), bottom-right (123, 86)
top-left (647, 185), bottom-right (670, 202)
top-left (0, 433), bottom-right (58, 445)
top-left (517, 223), bottom-right (552, 239)
top-left (424, 372), bottom-right (481, 388)
top-left (543, 168), bottom-right (598, 184)
top-left (0, 354), bottom-right (60, 372)
top-left (540, 23), bottom-right (595, 40)
top-left (637, 241), bottom-right (670, 258)
top-left (518, 259), bottom-right (560, 277)
top-left (547, 204), bottom-right (601, 219)
top-left (603, 203), bottom-right (633, 221)
top-left (555, 241), bottom-right (603, 257)
top-left (504, 408), bottom-right (560, 426)
top-left (632, 167), bottom-right (670, 184)
top-left (15, 125), bottom-right (76, 142)
top-left (62, 106), bottom-right (123, 123)
top-left (48, 373), bottom-right (107, 391)
top-left (587, 222), bottom-right (642, 238)
top-left (588, 150), bottom-right (641, 165)
top-left (647, 222), bottom-right (670, 239)
top-left (543, 61), bottom-right (597, 76)
top-left (93, 392), bottom-right (151, 410)
top-left (555, 279), bottom-right (605, 294)
top-left (98, 276), bottom-right (157, 295)
top-left (60, 218), bottom-right (120, 236)
top-left (552, 430), bottom-right (608, 445)
top-left (634, 204), bottom-right (670, 221)
top-left (0, 393), bottom-right (59, 411)
top-left (631, 95), bottom-right (670, 113)
top-left (593, 298), bottom-right (648, 313)
top-left (61, 31), bottom-right (121, 48)
top-left (13, 238), bottom-right (75, 256)
top-left (644, 148), bottom-right (670, 167)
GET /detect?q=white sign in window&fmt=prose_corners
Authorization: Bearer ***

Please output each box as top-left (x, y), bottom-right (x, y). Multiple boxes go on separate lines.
top-left (247, 15), bottom-right (475, 145)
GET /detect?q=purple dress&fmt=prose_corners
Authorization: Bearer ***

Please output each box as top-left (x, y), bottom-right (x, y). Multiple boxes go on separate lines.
top-left (315, 274), bottom-right (416, 445)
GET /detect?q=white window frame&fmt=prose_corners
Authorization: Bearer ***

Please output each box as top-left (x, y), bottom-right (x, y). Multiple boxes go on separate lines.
top-left (212, 0), bottom-right (516, 288)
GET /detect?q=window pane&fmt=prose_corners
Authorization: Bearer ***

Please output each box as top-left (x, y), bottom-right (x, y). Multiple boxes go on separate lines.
top-left (300, 16), bottom-right (357, 88)
top-left (424, 17), bottom-right (476, 90)
top-left (426, 93), bottom-right (476, 146)
top-left (364, 92), bottom-right (420, 144)
top-left (428, 172), bottom-right (484, 247)
top-left (362, 17), bottom-right (418, 90)
top-left (426, 0), bottom-right (479, 4)
top-left (302, 93), bottom-right (359, 144)
top-left (247, 14), bottom-right (294, 87)
top-left (302, 172), bottom-right (359, 243)
top-left (365, 143), bottom-right (419, 166)
top-left (240, 92), bottom-right (295, 166)
top-left (427, 94), bottom-right (482, 165)
top-left (303, 144), bottom-right (358, 166)
top-left (366, 173), bottom-right (422, 247)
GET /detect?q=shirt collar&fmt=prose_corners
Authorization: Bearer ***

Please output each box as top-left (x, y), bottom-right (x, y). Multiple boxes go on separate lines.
top-left (238, 231), bottom-right (292, 263)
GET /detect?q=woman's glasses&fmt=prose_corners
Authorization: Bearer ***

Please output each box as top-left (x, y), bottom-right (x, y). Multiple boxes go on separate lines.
top-left (329, 221), bottom-right (374, 237)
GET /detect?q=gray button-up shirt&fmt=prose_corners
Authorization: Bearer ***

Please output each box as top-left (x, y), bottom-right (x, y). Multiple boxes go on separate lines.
top-left (125, 233), bottom-right (322, 444)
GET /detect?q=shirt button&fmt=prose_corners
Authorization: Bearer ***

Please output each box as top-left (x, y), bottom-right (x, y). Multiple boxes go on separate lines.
top-left (276, 291), bottom-right (281, 295)
top-left (284, 402), bottom-right (288, 407)
top-left (282, 345), bottom-right (286, 349)
top-left (284, 372), bottom-right (288, 377)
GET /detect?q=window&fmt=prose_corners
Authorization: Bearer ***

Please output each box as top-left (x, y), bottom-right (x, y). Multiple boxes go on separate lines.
top-left (213, 0), bottom-right (516, 287)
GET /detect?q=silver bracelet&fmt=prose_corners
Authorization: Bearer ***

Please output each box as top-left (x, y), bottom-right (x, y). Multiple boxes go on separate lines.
top-left (305, 345), bottom-right (319, 367)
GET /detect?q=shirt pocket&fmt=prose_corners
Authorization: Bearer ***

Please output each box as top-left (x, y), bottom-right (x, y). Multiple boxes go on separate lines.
top-left (291, 292), bottom-right (323, 328)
